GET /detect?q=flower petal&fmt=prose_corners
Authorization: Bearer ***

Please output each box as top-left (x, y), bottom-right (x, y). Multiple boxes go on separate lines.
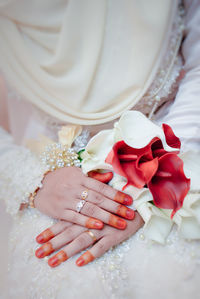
top-left (162, 123), bottom-right (181, 149)
top-left (148, 153), bottom-right (190, 218)
top-left (114, 111), bottom-right (178, 152)
top-left (106, 140), bottom-right (159, 189)
top-left (81, 129), bottom-right (114, 174)
top-left (139, 158), bottom-right (159, 183)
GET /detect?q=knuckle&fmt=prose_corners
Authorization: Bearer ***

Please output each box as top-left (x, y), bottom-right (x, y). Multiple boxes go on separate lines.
top-left (97, 241), bottom-right (107, 252)
top-left (68, 211), bottom-right (78, 223)
top-left (84, 203), bottom-right (97, 216)
top-left (64, 227), bottom-right (73, 238)
top-left (76, 235), bottom-right (87, 248)
top-left (92, 192), bottom-right (104, 205)
top-left (99, 183), bottom-right (107, 195)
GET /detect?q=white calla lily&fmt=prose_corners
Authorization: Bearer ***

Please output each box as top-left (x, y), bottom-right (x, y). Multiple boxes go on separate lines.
top-left (134, 190), bottom-right (173, 244)
top-left (114, 111), bottom-right (178, 151)
top-left (173, 198), bottom-right (200, 239)
top-left (180, 151), bottom-right (200, 191)
top-left (81, 129), bottom-right (114, 174)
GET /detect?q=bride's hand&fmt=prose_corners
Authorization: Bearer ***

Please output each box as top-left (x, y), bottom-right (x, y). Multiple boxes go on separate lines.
top-left (34, 166), bottom-right (134, 230)
top-left (35, 212), bottom-right (144, 266)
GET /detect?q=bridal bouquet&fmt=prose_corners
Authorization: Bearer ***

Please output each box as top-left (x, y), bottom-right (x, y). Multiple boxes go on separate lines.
top-left (81, 111), bottom-right (200, 244)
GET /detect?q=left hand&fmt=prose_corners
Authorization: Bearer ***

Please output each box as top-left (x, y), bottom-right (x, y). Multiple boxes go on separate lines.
top-left (35, 212), bottom-right (144, 267)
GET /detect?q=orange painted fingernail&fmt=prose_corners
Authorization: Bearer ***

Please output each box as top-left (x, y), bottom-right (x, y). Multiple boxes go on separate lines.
top-left (123, 194), bottom-right (133, 205)
top-left (76, 257), bottom-right (85, 267)
top-left (76, 251), bottom-right (95, 267)
top-left (114, 191), bottom-right (133, 205)
top-left (116, 218), bottom-right (127, 229)
top-left (35, 242), bottom-right (54, 258)
top-left (36, 228), bottom-right (54, 244)
top-left (48, 250), bottom-right (68, 268)
top-left (109, 215), bottom-right (127, 229)
top-left (36, 234), bottom-right (44, 244)
top-left (94, 221), bottom-right (104, 229)
top-left (116, 205), bottom-right (135, 220)
top-left (48, 256), bottom-right (59, 267)
top-left (126, 209), bottom-right (135, 220)
top-left (86, 218), bottom-right (103, 229)
top-left (35, 247), bottom-right (45, 258)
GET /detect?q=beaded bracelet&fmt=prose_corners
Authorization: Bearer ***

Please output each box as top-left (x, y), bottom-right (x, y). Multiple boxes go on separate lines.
top-left (40, 143), bottom-right (81, 171)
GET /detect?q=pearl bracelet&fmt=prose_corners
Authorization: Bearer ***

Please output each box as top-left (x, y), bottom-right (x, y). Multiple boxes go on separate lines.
top-left (40, 143), bottom-right (81, 171)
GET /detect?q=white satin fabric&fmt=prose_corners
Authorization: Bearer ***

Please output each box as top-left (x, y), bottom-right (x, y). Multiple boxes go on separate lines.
top-left (0, 0), bottom-right (176, 125)
top-left (155, 0), bottom-right (200, 152)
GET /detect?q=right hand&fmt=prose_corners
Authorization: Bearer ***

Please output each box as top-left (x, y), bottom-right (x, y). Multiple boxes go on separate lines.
top-left (34, 166), bottom-right (134, 230)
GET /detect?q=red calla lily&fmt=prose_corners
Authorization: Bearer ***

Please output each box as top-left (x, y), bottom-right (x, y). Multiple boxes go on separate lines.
top-left (148, 153), bottom-right (190, 218)
top-left (105, 124), bottom-right (190, 217)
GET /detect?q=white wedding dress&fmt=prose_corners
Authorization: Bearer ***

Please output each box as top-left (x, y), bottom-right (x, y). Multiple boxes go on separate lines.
top-left (0, 1), bottom-right (200, 298)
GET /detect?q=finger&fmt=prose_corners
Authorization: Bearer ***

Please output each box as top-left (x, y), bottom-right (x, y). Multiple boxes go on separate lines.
top-left (83, 176), bottom-right (133, 205)
top-left (61, 210), bottom-right (104, 230)
top-left (76, 236), bottom-right (111, 267)
top-left (78, 189), bottom-right (135, 220)
top-left (36, 221), bottom-right (72, 244)
top-left (35, 242), bottom-right (54, 259)
top-left (81, 201), bottom-right (127, 230)
top-left (48, 230), bottom-right (100, 268)
top-left (88, 171), bottom-right (113, 183)
top-left (35, 225), bottom-right (87, 259)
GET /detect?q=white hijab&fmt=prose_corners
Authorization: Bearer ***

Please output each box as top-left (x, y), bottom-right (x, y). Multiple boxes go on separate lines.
top-left (0, 0), bottom-right (177, 125)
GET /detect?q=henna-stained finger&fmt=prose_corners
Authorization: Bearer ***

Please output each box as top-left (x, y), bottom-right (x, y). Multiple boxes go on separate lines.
top-left (76, 236), bottom-right (111, 267)
top-left (77, 189), bottom-right (134, 220)
top-left (36, 221), bottom-right (72, 244)
top-left (48, 250), bottom-right (68, 267)
top-left (81, 201), bottom-right (127, 229)
top-left (83, 176), bottom-right (133, 205)
top-left (48, 230), bottom-right (100, 268)
top-left (61, 210), bottom-right (104, 229)
top-left (47, 225), bottom-right (87, 252)
top-left (35, 242), bottom-right (54, 258)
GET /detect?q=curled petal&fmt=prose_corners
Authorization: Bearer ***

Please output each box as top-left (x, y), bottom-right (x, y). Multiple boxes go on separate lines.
top-left (162, 124), bottom-right (181, 150)
top-left (106, 140), bottom-right (159, 189)
top-left (148, 153), bottom-right (190, 218)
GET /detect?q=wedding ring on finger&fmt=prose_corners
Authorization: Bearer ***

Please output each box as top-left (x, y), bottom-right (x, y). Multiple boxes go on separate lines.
top-left (86, 231), bottom-right (97, 243)
top-left (81, 190), bottom-right (88, 200)
top-left (76, 190), bottom-right (88, 213)
top-left (76, 200), bottom-right (86, 213)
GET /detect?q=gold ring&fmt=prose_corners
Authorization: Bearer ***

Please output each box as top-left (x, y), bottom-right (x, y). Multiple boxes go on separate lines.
top-left (81, 190), bottom-right (88, 200)
top-left (86, 231), bottom-right (97, 242)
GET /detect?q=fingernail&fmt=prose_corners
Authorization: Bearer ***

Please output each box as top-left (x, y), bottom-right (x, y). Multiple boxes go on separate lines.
top-left (115, 191), bottom-right (133, 205)
top-left (126, 209), bottom-right (135, 220)
top-left (86, 218), bottom-right (103, 230)
top-left (116, 218), bottom-right (127, 229)
top-left (36, 234), bottom-right (44, 244)
top-left (48, 256), bottom-right (60, 268)
top-left (48, 250), bottom-right (68, 267)
top-left (36, 229), bottom-right (54, 244)
top-left (76, 257), bottom-right (85, 267)
top-left (124, 194), bottom-right (133, 205)
top-left (35, 247), bottom-right (45, 258)
top-left (94, 221), bottom-right (104, 229)
top-left (35, 243), bottom-right (54, 258)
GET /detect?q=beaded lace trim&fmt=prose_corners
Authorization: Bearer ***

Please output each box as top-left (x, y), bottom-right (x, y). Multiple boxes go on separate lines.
top-left (135, 3), bottom-right (185, 119)
top-left (0, 128), bottom-right (47, 215)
